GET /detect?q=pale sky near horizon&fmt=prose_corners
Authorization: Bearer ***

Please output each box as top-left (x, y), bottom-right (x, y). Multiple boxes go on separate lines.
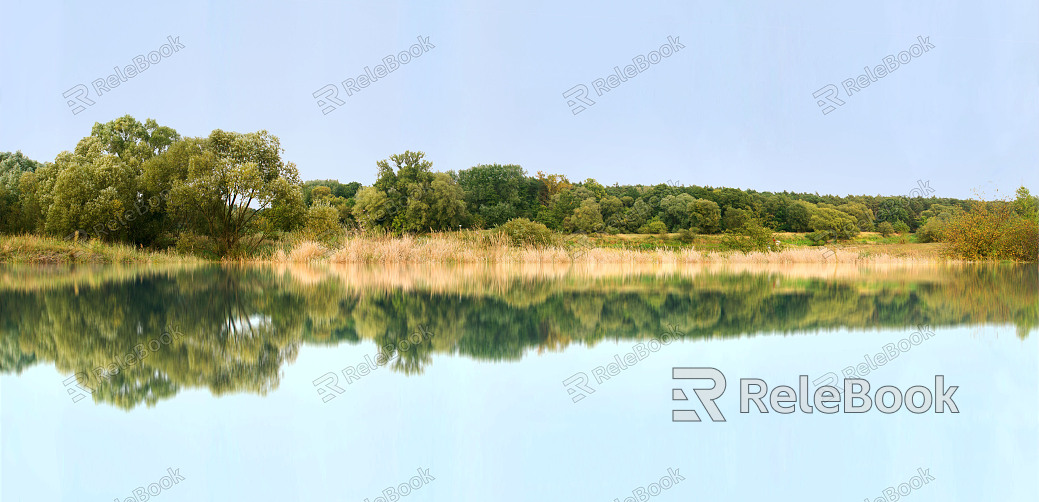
top-left (1, 0), bottom-right (1036, 200)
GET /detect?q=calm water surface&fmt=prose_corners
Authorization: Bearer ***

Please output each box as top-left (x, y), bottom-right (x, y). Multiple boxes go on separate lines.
top-left (1, 263), bottom-right (1036, 501)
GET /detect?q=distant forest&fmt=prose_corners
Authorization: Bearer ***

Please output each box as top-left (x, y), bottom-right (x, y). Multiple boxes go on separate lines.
top-left (1, 115), bottom-right (1035, 258)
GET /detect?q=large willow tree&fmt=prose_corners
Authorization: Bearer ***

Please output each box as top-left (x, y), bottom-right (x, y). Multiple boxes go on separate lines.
top-left (157, 130), bottom-right (304, 256)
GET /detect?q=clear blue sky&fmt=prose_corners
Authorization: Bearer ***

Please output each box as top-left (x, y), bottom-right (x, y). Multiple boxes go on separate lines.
top-left (1, 0), bottom-right (1035, 199)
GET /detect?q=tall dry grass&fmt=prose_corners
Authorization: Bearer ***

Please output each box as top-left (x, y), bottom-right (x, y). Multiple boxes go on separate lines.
top-left (0, 234), bottom-right (199, 265)
top-left (274, 232), bottom-right (951, 266)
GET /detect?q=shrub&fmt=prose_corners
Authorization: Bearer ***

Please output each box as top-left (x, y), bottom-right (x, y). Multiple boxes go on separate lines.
top-left (638, 220), bottom-right (668, 235)
top-left (877, 221), bottom-right (895, 237)
top-left (943, 200), bottom-right (1038, 261)
top-left (498, 218), bottom-right (555, 247)
top-left (892, 220), bottom-right (911, 234)
top-left (915, 217), bottom-right (944, 243)
top-left (302, 204), bottom-right (343, 246)
top-left (721, 221), bottom-right (781, 253)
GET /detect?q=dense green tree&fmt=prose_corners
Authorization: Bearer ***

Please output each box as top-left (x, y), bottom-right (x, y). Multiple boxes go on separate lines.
top-left (875, 198), bottom-right (911, 228)
top-left (570, 198), bottom-right (604, 233)
top-left (88, 115), bottom-right (180, 162)
top-left (809, 207), bottom-right (859, 240)
top-left (303, 180), bottom-right (360, 205)
top-left (722, 207), bottom-right (752, 231)
top-left (457, 164), bottom-right (525, 225)
top-left (1013, 187), bottom-right (1038, 221)
top-left (660, 193), bottom-right (696, 230)
top-left (688, 199), bottom-right (721, 234)
top-left (617, 198), bottom-right (652, 233)
top-left (836, 202), bottom-right (875, 231)
top-left (786, 200), bottom-right (816, 232)
top-left (0, 151), bottom-right (43, 233)
top-left (425, 172), bottom-right (469, 231)
top-left (165, 130), bottom-right (304, 255)
top-left (352, 186), bottom-right (393, 231)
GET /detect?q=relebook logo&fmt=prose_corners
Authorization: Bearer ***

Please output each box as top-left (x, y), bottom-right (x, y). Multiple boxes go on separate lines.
top-left (672, 368), bottom-right (959, 422)
top-left (562, 35), bottom-right (685, 115)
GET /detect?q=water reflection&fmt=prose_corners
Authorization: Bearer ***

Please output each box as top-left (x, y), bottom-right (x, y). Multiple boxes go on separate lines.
top-left (1, 262), bottom-right (1034, 409)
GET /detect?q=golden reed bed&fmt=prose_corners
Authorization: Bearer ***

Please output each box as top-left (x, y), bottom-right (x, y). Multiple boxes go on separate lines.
top-left (270, 234), bottom-right (953, 266)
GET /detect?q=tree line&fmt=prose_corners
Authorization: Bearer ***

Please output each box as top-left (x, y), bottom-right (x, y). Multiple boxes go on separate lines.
top-left (1, 115), bottom-right (1035, 258)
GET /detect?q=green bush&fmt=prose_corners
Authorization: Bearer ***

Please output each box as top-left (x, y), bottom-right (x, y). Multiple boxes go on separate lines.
top-left (638, 220), bottom-right (668, 235)
top-left (876, 221), bottom-right (895, 237)
top-left (892, 220), bottom-right (911, 234)
top-left (915, 206), bottom-right (961, 243)
top-left (915, 218), bottom-right (943, 243)
top-left (721, 221), bottom-right (780, 253)
top-left (302, 204), bottom-right (343, 246)
top-left (498, 218), bottom-right (555, 247)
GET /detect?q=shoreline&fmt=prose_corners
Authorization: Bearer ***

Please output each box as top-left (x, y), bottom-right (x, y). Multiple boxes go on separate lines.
top-left (0, 232), bottom-right (990, 265)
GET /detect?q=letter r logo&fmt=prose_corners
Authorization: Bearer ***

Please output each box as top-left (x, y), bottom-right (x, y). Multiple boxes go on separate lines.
top-left (812, 84), bottom-right (845, 115)
top-left (312, 84), bottom-right (344, 115)
top-left (62, 372), bottom-right (93, 403)
top-left (562, 372), bottom-right (596, 402)
top-left (313, 372), bottom-right (345, 403)
top-left (563, 84), bottom-right (595, 115)
top-left (62, 85), bottom-right (94, 115)
top-left (672, 367), bottom-right (727, 422)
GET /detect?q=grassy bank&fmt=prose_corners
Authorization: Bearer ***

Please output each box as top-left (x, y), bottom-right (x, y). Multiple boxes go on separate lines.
top-left (0, 230), bottom-right (988, 265)
top-left (0, 235), bottom-right (200, 264)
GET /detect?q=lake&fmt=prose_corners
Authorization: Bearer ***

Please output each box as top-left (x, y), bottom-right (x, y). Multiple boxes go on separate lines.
top-left (1, 262), bottom-right (1036, 501)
